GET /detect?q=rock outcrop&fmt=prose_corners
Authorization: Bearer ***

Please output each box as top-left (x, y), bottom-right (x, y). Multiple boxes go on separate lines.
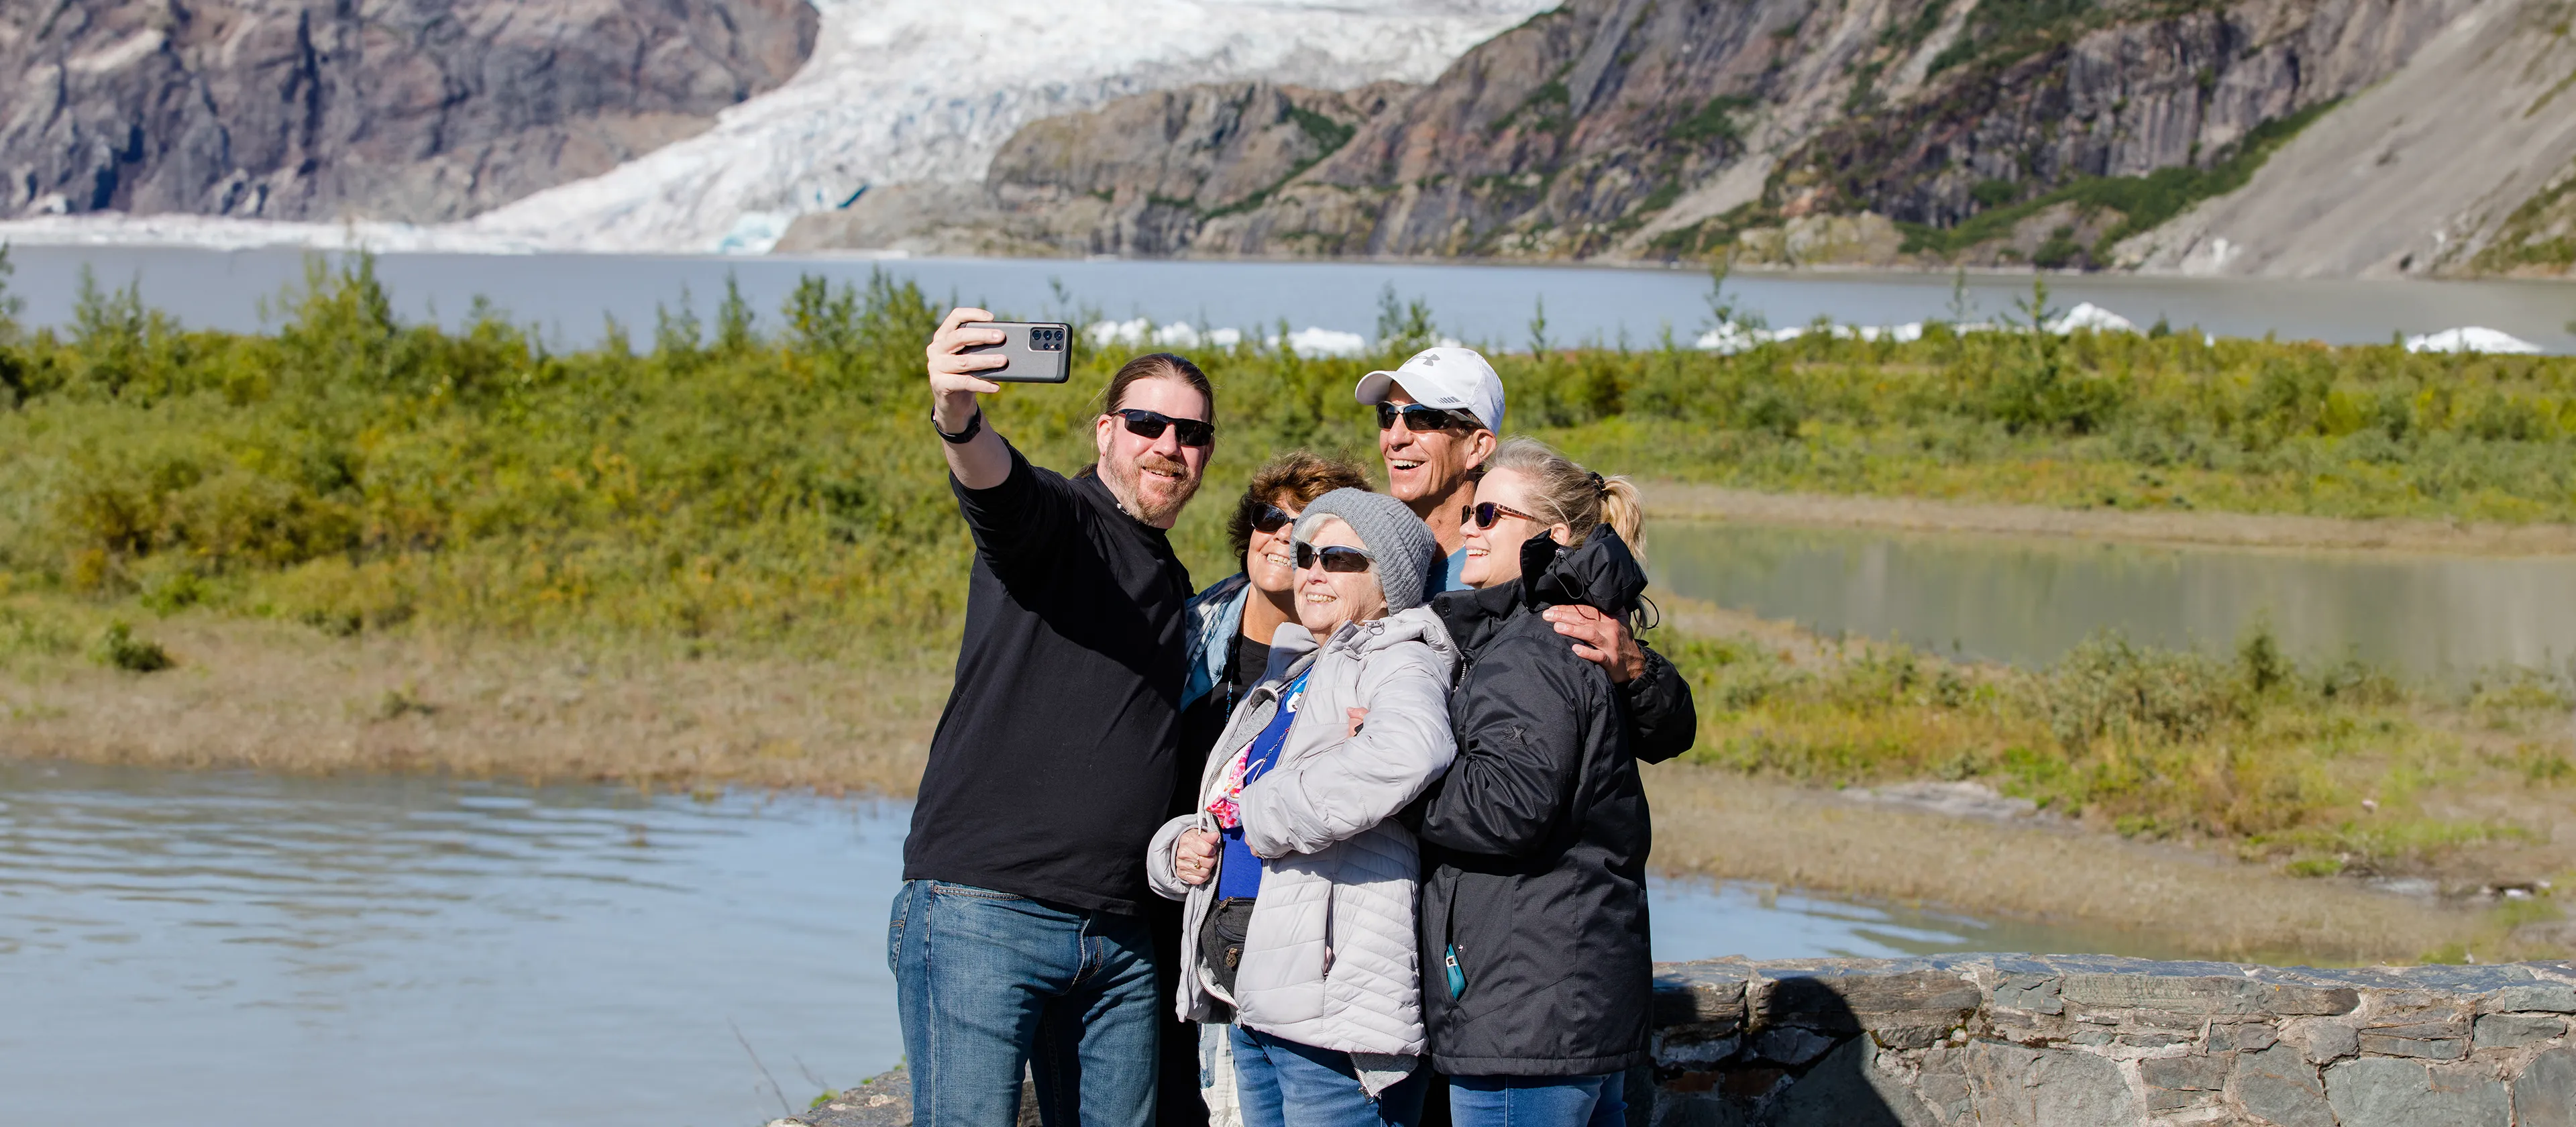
top-left (2121, 0), bottom-right (2576, 278)
top-left (793, 0), bottom-right (2495, 272)
top-left (0, 0), bottom-right (818, 224)
top-left (784, 954), bottom-right (2576, 1127)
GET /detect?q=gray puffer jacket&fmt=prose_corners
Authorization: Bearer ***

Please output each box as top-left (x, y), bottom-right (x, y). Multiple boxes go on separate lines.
top-left (1147, 606), bottom-right (1458, 1057)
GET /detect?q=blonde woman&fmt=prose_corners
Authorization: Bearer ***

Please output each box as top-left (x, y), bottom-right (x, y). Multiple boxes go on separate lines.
top-left (1417, 437), bottom-right (1680, 1127)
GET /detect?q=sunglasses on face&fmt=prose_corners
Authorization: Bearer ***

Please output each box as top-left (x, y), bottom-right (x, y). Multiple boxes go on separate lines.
top-left (1465, 501), bottom-right (1545, 530)
top-left (1293, 542), bottom-right (1375, 573)
top-left (1251, 504), bottom-right (1295, 535)
top-left (1375, 402), bottom-right (1475, 433)
top-left (1114, 409), bottom-right (1216, 447)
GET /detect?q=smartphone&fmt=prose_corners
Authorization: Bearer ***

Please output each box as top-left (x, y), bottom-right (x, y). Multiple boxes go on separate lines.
top-left (961, 321), bottom-right (1073, 384)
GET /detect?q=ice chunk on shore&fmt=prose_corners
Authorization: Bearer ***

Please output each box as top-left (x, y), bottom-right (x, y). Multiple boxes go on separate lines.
top-left (2404, 327), bottom-right (2543, 354)
top-left (2045, 303), bottom-right (2137, 334)
top-left (1273, 327), bottom-right (1368, 358)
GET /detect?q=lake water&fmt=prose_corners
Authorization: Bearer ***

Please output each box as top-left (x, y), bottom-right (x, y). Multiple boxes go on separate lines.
top-left (1650, 521), bottom-right (2576, 680)
top-left (6, 245), bottom-right (2573, 352)
top-left (0, 761), bottom-right (2142, 1127)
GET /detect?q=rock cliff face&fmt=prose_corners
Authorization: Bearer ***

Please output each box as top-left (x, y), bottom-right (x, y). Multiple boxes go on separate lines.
top-left (0, 0), bottom-right (818, 224)
top-left (800, 0), bottom-right (2487, 270)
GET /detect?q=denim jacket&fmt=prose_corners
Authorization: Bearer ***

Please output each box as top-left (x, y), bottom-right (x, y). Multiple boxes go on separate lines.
top-left (1182, 574), bottom-right (1252, 708)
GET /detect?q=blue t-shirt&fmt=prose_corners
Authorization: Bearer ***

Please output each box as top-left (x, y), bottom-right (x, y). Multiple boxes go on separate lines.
top-left (1216, 672), bottom-right (1308, 900)
top-left (1440, 549), bottom-right (1471, 592)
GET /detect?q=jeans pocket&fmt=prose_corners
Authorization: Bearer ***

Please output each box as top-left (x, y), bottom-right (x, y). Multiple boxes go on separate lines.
top-left (928, 881), bottom-right (1026, 901)
top-left (887, 883), bottom-right (910, 974)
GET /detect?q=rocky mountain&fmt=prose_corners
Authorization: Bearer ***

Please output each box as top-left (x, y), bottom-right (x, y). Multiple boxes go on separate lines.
top-left (796, 0), bottom-right (2551, 276)
top-left (0, 0), bottom-right (818, 225)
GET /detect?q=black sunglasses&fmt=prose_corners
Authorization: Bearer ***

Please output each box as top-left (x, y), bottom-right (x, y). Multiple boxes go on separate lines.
top-left (1115, 409), bottom-right (1216, 447)
top-left (1375, 402), bottom-right (1477, 432)
top-left (1466, 501), bottom-right (1545, 530)
top-left (1251, 504), bottom-right (1294, 534)
top-left (1293, 543), bottom-right (1375, 573)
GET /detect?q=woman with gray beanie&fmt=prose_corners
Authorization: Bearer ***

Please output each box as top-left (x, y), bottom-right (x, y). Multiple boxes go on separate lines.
top-left (1148, 486), bottom-right (1457, 1127)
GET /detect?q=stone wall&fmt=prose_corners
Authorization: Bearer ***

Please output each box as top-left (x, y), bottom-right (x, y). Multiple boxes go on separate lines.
top-left (1648, 955), bottom-right (2576, 1126)
top-left (782, 954), bottom-right (2576, 1127)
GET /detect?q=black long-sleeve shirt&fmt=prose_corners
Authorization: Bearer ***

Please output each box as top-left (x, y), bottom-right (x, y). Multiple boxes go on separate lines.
top-left (902, 444), bottom-right (1193, 915)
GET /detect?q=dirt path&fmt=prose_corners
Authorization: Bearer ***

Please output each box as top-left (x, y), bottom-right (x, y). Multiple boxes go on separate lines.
top-left (1640, 482), bottom-right (2576, 556)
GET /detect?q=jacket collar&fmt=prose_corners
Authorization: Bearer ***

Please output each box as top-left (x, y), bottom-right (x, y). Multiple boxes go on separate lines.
top-left (1432, 526), bottom-right (1649, 651)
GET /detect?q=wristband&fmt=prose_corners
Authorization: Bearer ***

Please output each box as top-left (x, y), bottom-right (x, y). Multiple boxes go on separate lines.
top-left (934, 409), bottom-right (983, 444)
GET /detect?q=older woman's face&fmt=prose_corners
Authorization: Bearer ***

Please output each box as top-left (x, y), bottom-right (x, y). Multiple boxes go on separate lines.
top-left (1245, 494), bottom-right (1303, 596)
top-left (1293, 516), bottom-right (1389, 637)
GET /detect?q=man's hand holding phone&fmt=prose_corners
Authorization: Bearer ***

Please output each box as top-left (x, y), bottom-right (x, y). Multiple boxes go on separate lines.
top-left (928, 307), bottom-right (1008, 425)
top-left (926, 307), bottom-right (1013, 489)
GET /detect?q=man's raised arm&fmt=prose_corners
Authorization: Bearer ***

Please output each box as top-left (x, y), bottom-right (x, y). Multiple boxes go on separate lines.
top-left (928, 307), bottom-right (1014, 489)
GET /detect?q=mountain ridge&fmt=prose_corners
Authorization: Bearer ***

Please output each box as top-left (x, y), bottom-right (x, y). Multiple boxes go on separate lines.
top-left (794, 0), bottom-right (2572, 279)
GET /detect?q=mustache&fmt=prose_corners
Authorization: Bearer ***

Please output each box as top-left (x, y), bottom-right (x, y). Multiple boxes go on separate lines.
top-left (1138, 453), bottom-right (1191, 478)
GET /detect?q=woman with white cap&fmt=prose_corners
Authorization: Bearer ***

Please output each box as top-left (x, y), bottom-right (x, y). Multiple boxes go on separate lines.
top-left (1148, 488), bottom-right (1458, 1127)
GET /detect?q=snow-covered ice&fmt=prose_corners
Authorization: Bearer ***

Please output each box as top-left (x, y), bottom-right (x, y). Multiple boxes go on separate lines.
top-left (2045, 302), bottom-right (2137, 334)
top-left (1693, 303), bottom-right (2141, 353)
top-left (2404, 327), bottom-right (2544, 354)
top-left (0, 0), bottom-right (1554, 255)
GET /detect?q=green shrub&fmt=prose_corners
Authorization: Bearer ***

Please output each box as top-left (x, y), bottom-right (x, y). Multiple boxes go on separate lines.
top-left (94, 621), bottom-right (172, 673)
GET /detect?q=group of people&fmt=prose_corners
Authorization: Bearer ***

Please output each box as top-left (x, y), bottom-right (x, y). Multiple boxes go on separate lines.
top-left (889, 307), bottom-right (1697, 1127)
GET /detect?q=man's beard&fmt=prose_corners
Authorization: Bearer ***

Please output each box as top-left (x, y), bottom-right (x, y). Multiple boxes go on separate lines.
top-left (1106, 451), bottom-right (1201, 525)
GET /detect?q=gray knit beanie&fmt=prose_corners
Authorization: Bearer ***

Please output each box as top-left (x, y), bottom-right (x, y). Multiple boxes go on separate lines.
top-left (1292, 487), bottom-right (1440, 612)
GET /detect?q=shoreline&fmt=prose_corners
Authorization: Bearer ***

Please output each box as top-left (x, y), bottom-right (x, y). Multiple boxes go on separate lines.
top-left (1640, 482), bottom-right (2576, 557)
top-left (1, 609), bottom-right (2546, 965)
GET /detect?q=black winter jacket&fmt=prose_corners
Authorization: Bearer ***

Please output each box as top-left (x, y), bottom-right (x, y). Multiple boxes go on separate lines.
top-left (1417, 527), bottom-right (1680, 1077)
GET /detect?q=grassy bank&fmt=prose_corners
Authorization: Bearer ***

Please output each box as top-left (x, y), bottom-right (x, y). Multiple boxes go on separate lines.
top-left (4, 254), bottom-right (2575, 956)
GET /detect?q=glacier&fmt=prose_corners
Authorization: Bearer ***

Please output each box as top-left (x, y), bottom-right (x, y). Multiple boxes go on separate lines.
top-left (0, 0), bottom-right (1554, 256)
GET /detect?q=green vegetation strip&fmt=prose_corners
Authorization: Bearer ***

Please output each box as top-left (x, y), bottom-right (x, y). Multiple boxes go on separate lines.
top-left (3, 256), bottom-right (2573, 874)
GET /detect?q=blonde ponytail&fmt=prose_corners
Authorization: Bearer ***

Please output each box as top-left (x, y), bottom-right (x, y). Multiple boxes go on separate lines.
top-left (1598, 476), bottom-right (1644, 553)
top-left (1485, 437), bottom-right (1648, 552)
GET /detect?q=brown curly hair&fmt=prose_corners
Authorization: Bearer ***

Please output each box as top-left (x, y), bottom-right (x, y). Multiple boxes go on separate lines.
top-left (1226, 451), bottom-right (1372, 560)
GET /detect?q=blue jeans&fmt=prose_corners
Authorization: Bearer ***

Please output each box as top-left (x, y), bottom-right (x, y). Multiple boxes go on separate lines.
top-left (1232, 1025), bottom-right (1428, 1127)
top-left (1447, 1073), bottom-right (1627, 1127)
top-left (888, 880), bottom-right (1160, 1127)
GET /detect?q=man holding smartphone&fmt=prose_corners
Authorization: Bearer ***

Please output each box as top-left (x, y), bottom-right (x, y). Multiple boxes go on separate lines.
top-left (892, 307), bottom-right (1216, 1127)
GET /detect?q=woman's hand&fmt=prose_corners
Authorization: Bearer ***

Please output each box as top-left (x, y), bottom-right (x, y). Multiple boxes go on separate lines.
top-left (1345, 707), bottom-right (1368, 737)
top-left (1175, 827), bottom-right (1219, 885)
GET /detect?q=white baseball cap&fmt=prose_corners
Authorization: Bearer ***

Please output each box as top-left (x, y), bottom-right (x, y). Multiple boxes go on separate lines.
top-left (1353, 347), bottom-right (1506, 434)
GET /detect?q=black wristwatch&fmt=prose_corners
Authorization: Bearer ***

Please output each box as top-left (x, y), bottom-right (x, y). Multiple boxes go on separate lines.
top-left (934, 409), bottom-right (983, 444)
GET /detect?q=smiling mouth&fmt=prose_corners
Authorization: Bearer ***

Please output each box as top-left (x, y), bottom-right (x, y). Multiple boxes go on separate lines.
top-left (1304, 592), bottom-right (1335, 602)
top-left (1265, 553), bottom-right (1292, 569)
top-left (1389, 460), bottom-right (1423, 471)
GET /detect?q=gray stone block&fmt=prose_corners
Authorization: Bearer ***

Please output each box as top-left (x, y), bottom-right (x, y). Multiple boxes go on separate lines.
top-left (2485, 984), bottom-right (2576, 1014)
top-left (2210, 1022), bottom-right (2280, 1053)
top-left (2358, 1020), bottom-right (2469, 1060)
top-left (2141, 1053), bottom-right (2231, 1113)
top-left (1750, 1026), bottom-right (1839, 1067)
top-left (2516, 1046), bottom-right (2576, 1127)
top-left (2324, 1058), bottom-right (2510, 1127)
top-left (2301, 1023), bottom-right (2359, 1064)
top-left (1756, 970), bottom-right (1980, 1038)
top-left (2230, 1046), bottom-right (2334, 1127)
top-left (2062, 972), bottom-right (2265, 1014)
top-left (1766, 1037), bottom-right (1939, 1127)
top-left (1992, 974), bottom-right (2063, 1015)
top-left (1649, 1091), bottom-right (1750, 1127)
top-left (2474, 1012), bottom-right (2567, 1049)
top-left (1960, 1041), bottom-right (2142, 1126)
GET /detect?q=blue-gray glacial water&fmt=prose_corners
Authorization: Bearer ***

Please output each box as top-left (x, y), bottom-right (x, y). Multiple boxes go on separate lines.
top-left (0, 760), bottom-right (2135, 1127)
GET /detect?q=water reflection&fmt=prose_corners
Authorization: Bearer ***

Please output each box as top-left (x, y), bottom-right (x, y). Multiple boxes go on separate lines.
top-left (1650, 521), bottom-right (2576, 679)
top-left (2, 761), bottom-right (2143, 1127)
